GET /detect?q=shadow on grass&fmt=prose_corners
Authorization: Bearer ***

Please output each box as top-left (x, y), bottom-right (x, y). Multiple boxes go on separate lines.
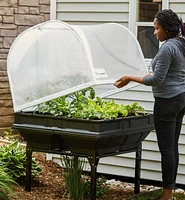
top-left (127, 189), bottom-right (162, 200)
top-left (127, 189), bottom-right (185, 200)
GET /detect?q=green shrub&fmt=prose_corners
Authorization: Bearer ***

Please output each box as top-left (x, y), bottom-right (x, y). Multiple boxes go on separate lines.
top-left (61, 155), bottom-right (87, 200)
top-left (0, 141), bottom-right (42, 182)
top-left (3, 128), bottom-right (24, 143)
top-left (82, 174), bottom-right (109, 198)
top-left (61, 155), bottom-right (109, 199)
top-left (0, 166), bottom-right (18, 200)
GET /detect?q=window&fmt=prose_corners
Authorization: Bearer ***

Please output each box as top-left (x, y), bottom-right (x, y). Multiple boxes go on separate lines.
top-left (138, 0), bottom-right (162, 22)
top-left (136, 0), bottom-right (162, 59)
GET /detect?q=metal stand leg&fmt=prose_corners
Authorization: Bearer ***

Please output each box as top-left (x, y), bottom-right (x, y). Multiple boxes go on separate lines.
top-left (88, 155), bottom-right (99, 200)
top-left (25, 143), bottom-right (32, 191)
top-left (134, 144), bottom-right (142, 194)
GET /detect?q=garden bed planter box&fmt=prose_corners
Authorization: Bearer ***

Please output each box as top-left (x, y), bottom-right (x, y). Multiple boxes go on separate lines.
top-left (13, 112), bottom-right (154, 156)
top-left (13, 111), bottom-right (154, 200)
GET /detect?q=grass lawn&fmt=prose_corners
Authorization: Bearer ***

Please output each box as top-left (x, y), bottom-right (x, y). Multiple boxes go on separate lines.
top-left (129, 189), bottom-right (185, 200)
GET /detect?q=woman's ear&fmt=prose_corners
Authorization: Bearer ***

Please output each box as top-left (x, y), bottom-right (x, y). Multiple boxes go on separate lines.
top-left (165, 30), bottom-right (171, 39)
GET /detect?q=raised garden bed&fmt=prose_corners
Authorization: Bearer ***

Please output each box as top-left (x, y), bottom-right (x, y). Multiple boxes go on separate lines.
top-left (11, 88), bottom-right (154, 200)
top-left (13, 111), bottom-right (154, 200)
top-left (13, 111), bottom-right (153, 156)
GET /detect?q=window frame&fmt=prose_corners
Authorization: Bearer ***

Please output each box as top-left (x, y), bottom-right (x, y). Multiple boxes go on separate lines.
top-left (129, 0), bottom-right (169, 64)
top-left (50, 0), bottom-right (57, 20)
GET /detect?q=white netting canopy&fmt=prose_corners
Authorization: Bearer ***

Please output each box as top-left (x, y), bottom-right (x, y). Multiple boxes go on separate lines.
top-left (7, 20), bottom-right (148, 112)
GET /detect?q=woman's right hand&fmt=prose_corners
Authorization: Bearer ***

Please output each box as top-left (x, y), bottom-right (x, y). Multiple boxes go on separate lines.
top-left (114, 75), bottom-right (145, 88)
top-left (114, 76), bottom-right (130, 88)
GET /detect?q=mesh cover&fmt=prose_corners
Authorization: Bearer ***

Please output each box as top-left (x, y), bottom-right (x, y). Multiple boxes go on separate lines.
top-left (7, 20), bottom-right (148, 112)
top-left (77, 23), bottom-right (148, 84)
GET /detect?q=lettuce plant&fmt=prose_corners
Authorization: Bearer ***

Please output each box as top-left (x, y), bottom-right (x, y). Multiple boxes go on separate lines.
top-left (35, 87), bottom-right (145, 119)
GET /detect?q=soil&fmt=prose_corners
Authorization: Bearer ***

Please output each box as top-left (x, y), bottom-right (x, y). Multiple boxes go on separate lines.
top-left (13, 152), bottom-right (136, 200)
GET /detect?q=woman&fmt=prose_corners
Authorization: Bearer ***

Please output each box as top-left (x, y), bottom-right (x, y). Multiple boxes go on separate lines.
top-left (114, 9), bottom-right (185, 200)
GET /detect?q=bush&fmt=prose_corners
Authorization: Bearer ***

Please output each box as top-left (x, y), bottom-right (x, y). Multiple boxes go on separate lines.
top-left (61, 155), bottom-right (109, 200)
top-left (82, 174), bottom-right (109, 198)
top-left (61, 155), bottom-right (87, 200)
top-left (0, 166), bottom-right (18, 200)
top-left (0, 141), bottom-right (42, 182)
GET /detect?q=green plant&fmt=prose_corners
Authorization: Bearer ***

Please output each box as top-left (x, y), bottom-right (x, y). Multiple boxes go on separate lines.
top-left (0, 141), bottom-right (42, 182)
top-left (95, 176), bottom-right (109, 197)
top-left (125, 102), bottom-right (146, 116)
top-left (0, 166), bottom-right (18, 200)
top-left (35, 87), bottom-right (145, 119)
top-left (61, 155), bottom-right (87, 200)
top-left (61, 155), bottom-right (109, 199)
top-left (82, 174), bottom-right (109, 198)
top-left (3, 128), bottom-right (16, 142)
top-left (3, 128), bottom-right (24, 143)
top-left (3, 128), bottom-right (13, 137)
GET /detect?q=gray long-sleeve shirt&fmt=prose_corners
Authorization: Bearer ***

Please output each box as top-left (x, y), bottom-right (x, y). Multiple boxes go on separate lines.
top-left (143, 38), bottom-right (185, 98)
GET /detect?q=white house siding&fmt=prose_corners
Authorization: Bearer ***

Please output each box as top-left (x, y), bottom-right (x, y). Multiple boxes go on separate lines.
top-left (169, 0), bottom-right (185, 21)
top-left (56, 0), bottom-right (129, 26)
top-left (48, 0), bottom-right (185, 185)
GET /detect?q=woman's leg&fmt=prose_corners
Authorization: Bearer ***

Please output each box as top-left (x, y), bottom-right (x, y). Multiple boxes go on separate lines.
top-left (155, 118), bottom-right (176, 188)
top-left (154, 93), bottom-right (185, 199)
top-left (174, 109), bottom-right (185, 183)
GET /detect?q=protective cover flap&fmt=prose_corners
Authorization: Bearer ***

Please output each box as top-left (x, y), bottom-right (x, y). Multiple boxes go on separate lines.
top-left (7, 20), bottom-right (148, 112)
top-left (77, 23), bottom-right (148, 85)
top-left (7, 21), bottom-right (95, 112)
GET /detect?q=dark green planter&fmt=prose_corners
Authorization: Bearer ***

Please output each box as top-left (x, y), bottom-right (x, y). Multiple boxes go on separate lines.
top-left (13, 112), bottom-right (154, 156)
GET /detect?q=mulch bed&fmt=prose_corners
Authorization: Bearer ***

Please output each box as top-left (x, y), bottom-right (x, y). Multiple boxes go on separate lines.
top-left (13, 152), bottom-right (136, 200)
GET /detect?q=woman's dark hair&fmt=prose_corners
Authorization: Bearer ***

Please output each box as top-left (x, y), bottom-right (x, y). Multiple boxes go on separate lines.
top-left (155, 9), bottom-right (185, 39)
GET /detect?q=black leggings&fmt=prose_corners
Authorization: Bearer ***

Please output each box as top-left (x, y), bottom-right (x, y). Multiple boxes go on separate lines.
top-left (154, 92), bottom-right (185, 188)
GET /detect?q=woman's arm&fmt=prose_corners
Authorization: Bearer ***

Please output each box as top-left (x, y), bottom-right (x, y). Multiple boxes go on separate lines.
top-left (114, 73), bottom-right (152, 88)
top-left (114, 76), bottom-right (144, 88)
top-left (114, 42), bottom-right (174, 89)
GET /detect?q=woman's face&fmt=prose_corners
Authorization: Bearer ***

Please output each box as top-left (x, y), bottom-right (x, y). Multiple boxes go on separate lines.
top-left (153, 18), bottom-right (168, 42)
